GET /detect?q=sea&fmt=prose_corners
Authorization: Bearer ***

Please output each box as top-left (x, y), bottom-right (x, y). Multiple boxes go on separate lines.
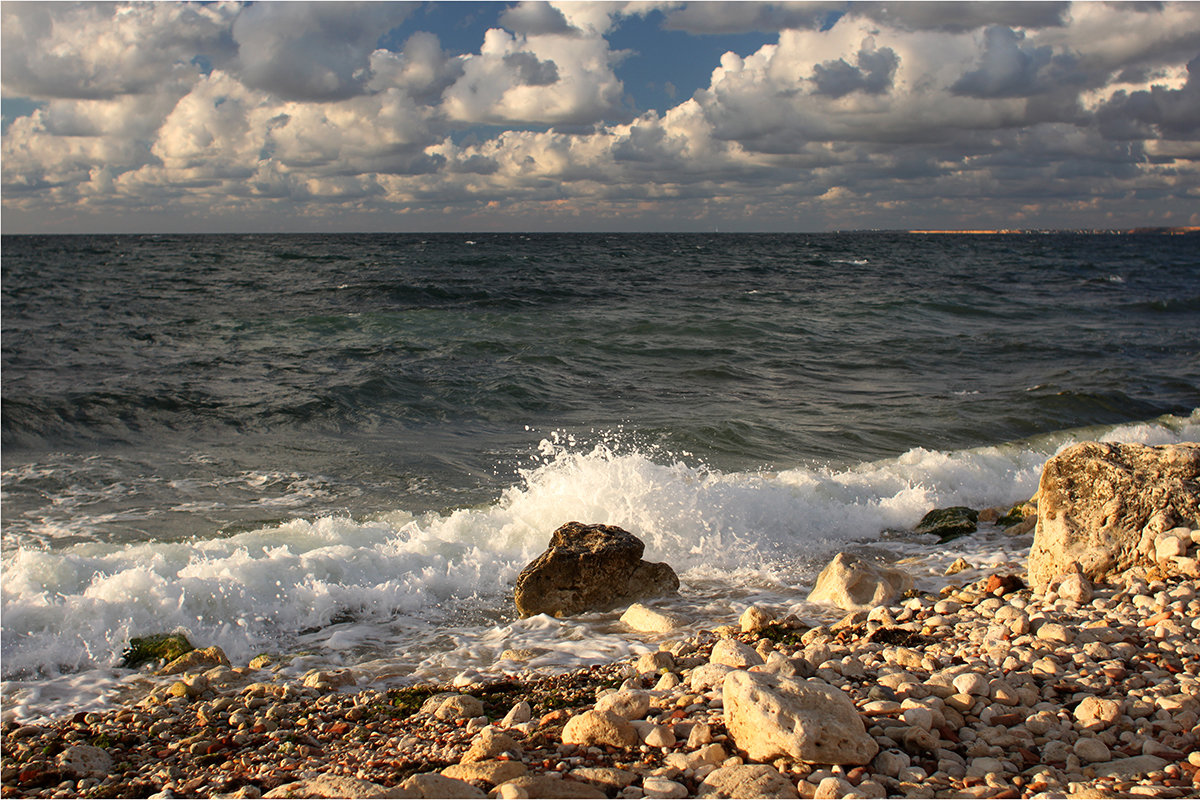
top-left (3, 232), bottom-right (1198, 722)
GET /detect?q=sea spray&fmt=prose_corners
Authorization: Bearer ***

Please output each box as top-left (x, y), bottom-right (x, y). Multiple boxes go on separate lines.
top-left (4, 410), bottom-right (1197, 721)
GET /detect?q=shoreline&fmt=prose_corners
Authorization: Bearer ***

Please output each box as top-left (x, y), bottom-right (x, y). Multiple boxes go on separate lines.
top-left (3, 533), bottom-right (1198, 799)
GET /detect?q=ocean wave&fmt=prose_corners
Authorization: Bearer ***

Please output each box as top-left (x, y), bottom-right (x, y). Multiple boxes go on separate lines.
top-left (3, 410), bottom-right (1195, 695)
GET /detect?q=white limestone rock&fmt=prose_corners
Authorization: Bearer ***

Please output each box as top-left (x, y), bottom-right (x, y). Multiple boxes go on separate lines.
top-left (621, 603), bottom-right (686, 633)
top-left (722, 670), bottom-right (878, 765)
top-left (806, 552), bottom-right (914, 611)
top-left (697, 764), bottom-right (800, 799)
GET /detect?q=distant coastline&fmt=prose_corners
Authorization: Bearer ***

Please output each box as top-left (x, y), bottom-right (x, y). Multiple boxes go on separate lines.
top-left (903, 226), bottom-right (1200, 235)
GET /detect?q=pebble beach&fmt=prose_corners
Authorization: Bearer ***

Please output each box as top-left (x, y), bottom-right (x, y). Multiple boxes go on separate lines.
top-left (4, 519), bottom-right (1199, 800)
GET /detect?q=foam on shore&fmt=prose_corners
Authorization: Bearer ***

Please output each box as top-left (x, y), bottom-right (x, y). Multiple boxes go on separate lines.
top-left (2, 410), bottom-right (1196, 721)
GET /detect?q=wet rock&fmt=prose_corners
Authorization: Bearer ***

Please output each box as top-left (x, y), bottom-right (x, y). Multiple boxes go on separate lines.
top-left (914, 507), bottom-right (979, 542)
top-left (722, 670), bottom-right (878, 765)
top-left (945, 557), bottom-right (971, 576)
top-left (301, 669), bottom-right (356, 690)
top-left (807, 552), bottom-right (914, 611)
top-left (1028, 441), bottom-right (1200, 588)
top-left (158, 646), bottom-right (230, 676)
top-left (122, 633), bottom-right (194, 669)
top-left (739, 605), bottom-right (775, 634)
top-left (513, 522), bottom-right (679, 618)
top-left (620, 603), bottom-right (685, 633)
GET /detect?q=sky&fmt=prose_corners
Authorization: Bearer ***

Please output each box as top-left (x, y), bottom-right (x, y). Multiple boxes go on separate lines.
top-left (2, 1), bottom-right (1199, 233)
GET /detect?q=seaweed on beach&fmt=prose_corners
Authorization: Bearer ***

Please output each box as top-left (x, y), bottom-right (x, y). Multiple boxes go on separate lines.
top-left (754, 622), bottom-right (809, 648)
top-left (864, 626), bottom-right (934, 648)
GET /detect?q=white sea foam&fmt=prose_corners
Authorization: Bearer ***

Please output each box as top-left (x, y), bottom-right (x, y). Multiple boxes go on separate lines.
top-left (2, 410), bottom-right (1196, 720)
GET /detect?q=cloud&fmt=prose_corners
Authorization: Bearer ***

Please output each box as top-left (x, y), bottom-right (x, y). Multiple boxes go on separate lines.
top-left (502, 52), bottom-right (561, 86)
top-left (368, 32), bottom-right (465, 102)
top-left (812, 43), bottom-right (900, 97)
top-left (231, 2), bottom-right (414, 101)
top-left (660, 2), bottom-right (840, 34)
top-left (847, 2), bottom-right (1071, 33)
top-left (1097, 55), bottom-right (1200, 140)
top-left (950, 26), bottom-right (1052, 98)
top-left (499, 2), bottom-right (578, 36)
top-left (2, 1), bottom-right (1199, 232)
top-left (1, 2), bottom-right (237, 100)
top-left (441, 27), bottom-right (626, 125)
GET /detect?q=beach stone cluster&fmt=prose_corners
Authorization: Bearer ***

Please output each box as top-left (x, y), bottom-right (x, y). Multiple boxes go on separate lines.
top-left (3, 441), bottom-right (1198, 799)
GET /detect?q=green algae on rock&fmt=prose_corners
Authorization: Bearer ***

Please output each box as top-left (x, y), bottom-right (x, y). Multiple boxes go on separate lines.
top-left (914, 506), bottom-right (979, 542)
top-left (120, 633), bottom-right (194, 669)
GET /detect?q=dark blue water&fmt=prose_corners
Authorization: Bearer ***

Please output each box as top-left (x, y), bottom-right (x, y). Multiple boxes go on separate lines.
top-left (3, 232), bottom-right (1198, 549)
top-left (4, 232), bottom-right (1199, 720)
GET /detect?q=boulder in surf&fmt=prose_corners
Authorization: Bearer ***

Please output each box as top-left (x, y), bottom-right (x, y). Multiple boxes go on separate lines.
top-left (513, 522), bottom-right (679, 618)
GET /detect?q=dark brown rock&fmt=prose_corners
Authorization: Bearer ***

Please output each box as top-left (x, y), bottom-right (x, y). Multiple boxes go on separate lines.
top-left (513, 522), bottom-right (678, 617)
top-left (985, 573), bottom-right (1026, 596)
top-left (1028, 442), bottom-right (1200, 588)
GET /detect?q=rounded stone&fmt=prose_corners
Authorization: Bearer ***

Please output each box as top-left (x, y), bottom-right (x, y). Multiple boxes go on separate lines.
top-left (1073, 737), bottom-right (1112, 763)
top-left (643, 777), bottom-right (688, 799)
top-left (562, 710), bottom-right (639, 749)
top-left (952, 672), bottom-right (990, 696)
top-left (595, 690), bottom-right (652, 720)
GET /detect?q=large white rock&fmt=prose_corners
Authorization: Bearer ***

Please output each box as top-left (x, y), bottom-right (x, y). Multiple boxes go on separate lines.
top-left (806, 552), bottom-right (914, 611)
top-left (1028, 442), bottom-right (1200, 588)
top-left (722, 670), bottom-right (878, 765)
